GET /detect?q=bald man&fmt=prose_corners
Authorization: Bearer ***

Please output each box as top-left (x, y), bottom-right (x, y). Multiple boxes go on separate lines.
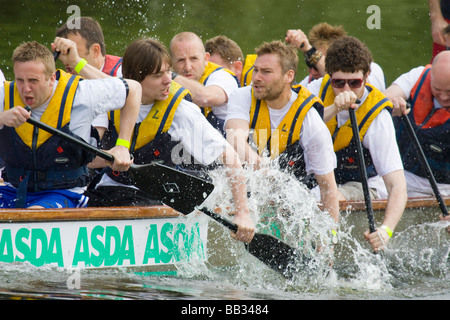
top-left (169, 32), bottom-right (239, 135)
top-left (385, 51), bottom-right (450, 205)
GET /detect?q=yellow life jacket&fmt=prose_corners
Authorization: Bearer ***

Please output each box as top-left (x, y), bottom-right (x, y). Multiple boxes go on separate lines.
top-left (109, 81), bottom-right (190, 150)
top-left (199, 61), bottom-right (237, 117)
top-left (249, 84), bottom-right (323, 158)
top-left (3, 69), bottom-right (81, 149)
top-left (241, 54), bottom-right (257, 87)
top-left (318, 74), bottom-right (393, 152)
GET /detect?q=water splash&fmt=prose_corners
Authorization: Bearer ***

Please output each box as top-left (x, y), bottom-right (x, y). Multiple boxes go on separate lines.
top-left (386, 221), bottom-right (450, 280)
top-left (185, 166), bottom-right (337, 289)
top-left (178, 165), bottom-right (450, 297)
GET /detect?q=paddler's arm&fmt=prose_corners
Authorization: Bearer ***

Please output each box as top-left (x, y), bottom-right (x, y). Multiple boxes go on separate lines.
top-left (364, 169), bottom-right (407, 252)
top-left (225, 118), bottom-right (266, 170)
top-left (0, 106), bottom-right (31, 128)
top-left (285, 29), bottom-right (326, 77)
top-left (52, 37), bottom-right (109, 79)
top-left (315, 171), bottom-right (340, 223)
top-left (323, 91), bottom-right (359, 123)
top-left (384, 83), bottom-right (410, 117)
top-left (106, 77), bottom-right (141, 171)
top-left (429, 0), bottom-right (447, 46)
top-left (218, 144), bottom-right (255, 244)
top-left (52, 37), bottom-right (142, 172)
top-left (172, 73), bottom-right (228, 107)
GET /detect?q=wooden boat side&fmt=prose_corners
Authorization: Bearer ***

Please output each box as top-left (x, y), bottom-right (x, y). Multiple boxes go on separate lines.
top-left (0, 205), bottom-right (181, 222)
top-left (338, 196), bottom-right (450, 212)
top-left (0, 195), bottom-right (448, 223)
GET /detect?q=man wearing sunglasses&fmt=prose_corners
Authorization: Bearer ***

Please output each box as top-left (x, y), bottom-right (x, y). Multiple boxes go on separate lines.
top-left (307, 36), bottom-right (407, 252)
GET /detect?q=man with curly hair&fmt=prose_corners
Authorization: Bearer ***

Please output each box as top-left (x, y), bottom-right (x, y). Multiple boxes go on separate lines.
top-left (307, 36), bottom-right (407, 252)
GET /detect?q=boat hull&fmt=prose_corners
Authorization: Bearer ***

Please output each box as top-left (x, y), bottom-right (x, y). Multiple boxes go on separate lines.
top-left (0, 196), bottom-right (448, 274)
top-left (339, 196), bottom-right (450, 240)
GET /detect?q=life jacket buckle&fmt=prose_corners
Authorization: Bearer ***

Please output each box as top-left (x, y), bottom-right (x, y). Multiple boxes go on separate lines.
top-left (112, 171), bottom-right (120, 177)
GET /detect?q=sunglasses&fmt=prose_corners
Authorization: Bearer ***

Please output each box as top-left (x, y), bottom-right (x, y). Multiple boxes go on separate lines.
top-left (331, 78), bottom-right (364, 89)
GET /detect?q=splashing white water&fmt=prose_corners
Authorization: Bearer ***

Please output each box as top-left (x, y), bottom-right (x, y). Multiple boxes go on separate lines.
top-left (175, 165), bottom-right (450, 296)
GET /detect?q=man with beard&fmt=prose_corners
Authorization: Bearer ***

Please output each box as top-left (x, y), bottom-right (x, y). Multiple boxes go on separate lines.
top-left (225, 40), bottom-right (339, 224)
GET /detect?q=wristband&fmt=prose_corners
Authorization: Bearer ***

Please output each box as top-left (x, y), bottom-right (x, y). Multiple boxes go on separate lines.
top-left (115, 138), bottom-right (130, 149)
top-left (330, 229), bottom-right (338, 244)
top-left (74, 58), bottom-right (88, 74)
top-left (380, 225), bottom-right (393, 238)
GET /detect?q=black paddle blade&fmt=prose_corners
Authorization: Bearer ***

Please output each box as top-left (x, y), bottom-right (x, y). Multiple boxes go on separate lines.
top-left (198, 207), bottom-right (310, 278)
top-left (246, 233), bottom-right (311, 279)
top-left (128, 162), bottom-right (214, 214)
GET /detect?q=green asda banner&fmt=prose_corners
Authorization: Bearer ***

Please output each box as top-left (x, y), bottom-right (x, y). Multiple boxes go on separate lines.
top-left (0, 218), bottom-right (207, 268)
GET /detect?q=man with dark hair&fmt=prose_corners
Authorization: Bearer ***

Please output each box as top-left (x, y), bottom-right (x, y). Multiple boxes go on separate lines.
top-left (56, 16), bottom-right (122, 77)
top-left (57, 37), bottom-right (255, 244)
top-left (307, 36), bottom-right (407, 252)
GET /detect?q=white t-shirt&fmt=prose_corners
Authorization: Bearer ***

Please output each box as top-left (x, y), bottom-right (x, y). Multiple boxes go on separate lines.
top-left (391, 66), bottom-right (450, 196)
top-left (0, 69), bottom-right (5, 83)
top-left (204, 68), bottom-right (239, 121)
top-left (307, 79), bottom-right (403, 198)
top-left (299, 61), bottom-right (386, 92)
top-left (95, 98), bottom-right (229, 188)
top-left (225, 85), bottom-right (336, 176)
top-left (392, 66), bottom-right (446, 109)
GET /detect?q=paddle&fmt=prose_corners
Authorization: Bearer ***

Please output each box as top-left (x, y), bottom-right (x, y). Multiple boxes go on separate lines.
top-left (401, 106), bottom-right (448, 217)
top-left (348, 108), bottom-right (377, 234)
top-left (197, 207), bottom-right (309, 278)
top-left (25, 110), bottom-right (308, 278)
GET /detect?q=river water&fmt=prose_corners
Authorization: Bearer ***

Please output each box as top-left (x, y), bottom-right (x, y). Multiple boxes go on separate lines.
top-left (0, 0), bottom-right (449, 304)
top-left (0, 167), bottom-right (448, 303)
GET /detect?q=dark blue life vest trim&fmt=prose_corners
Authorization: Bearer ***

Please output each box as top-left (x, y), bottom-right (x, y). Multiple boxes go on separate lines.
top-left (358, 97), bottom-right (390, 131)
top-left (250, 99), bottom-right (261, 129)
top-left (156, 87), bottom-right (184, 136)
top-left (110, 57), bottom-right (123, 76)
top-left (8, 81), bottom-right (15, 108)
top-left (200, 67), bottom-right (223, 117)
top-left (57, 74), bottom-right (77, 128)
top-left (201, 67), bottom-right (223, 85)
top-left (320, 78), bottom-right (331, 102)
top-left (6, 166), bottom-right (88, 183)
top-left (287, 93), bottom-right (314, 146)
top-left (243, 66), bottom-right (254, 86)
top-left (411, 68), bottom-right (430, 107)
